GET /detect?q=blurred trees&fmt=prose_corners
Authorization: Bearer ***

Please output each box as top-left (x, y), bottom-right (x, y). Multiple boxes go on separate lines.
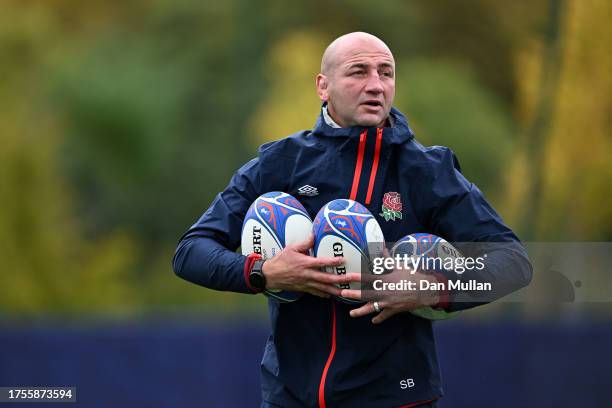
top-left (0, 1), bottom-right (139, 315)
top-left (0, 0), bottom-right (609, 315)
top-left (503, 0), bottom-right (612, 240)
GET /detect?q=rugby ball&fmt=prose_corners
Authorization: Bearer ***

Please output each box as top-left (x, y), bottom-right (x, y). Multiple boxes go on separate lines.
top-left (241, 192), bottom-right (312, 303)
top-left (391, 233), bottom-right (462, 320)
top-left (313, 199), bottom-right (385, 304)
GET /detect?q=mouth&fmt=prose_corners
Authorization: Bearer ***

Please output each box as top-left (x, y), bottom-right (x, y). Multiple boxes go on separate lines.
top-left (361, 100), bottom-right (383, 109)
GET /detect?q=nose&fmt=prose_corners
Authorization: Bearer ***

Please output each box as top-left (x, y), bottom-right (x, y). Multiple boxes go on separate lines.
top-left (364, 72), bottom-right (384, 94)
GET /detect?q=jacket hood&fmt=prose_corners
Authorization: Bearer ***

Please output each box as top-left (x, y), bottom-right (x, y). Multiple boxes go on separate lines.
top-left (311, 104), bottom-right (415, 144)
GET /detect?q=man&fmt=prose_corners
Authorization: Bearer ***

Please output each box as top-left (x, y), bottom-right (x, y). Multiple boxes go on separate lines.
top-left (173, 32), bottom-right (532, 407)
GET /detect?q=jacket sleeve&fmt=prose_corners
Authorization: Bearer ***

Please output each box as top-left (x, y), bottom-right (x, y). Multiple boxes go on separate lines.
top-left (172, 157), bottom-right (262, 294)
top-left (414, 147), bottom-right (533, 312)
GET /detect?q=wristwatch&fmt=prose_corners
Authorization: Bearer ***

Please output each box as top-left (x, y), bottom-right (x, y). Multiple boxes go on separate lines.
top-left (249, 259), bottom-right (267, 292)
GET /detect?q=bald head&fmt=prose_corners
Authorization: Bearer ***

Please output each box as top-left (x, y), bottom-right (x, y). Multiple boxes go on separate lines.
top-left (316, 31), bottom-right (396, 127)
top-left (321, 32), bottom-right (394, 75)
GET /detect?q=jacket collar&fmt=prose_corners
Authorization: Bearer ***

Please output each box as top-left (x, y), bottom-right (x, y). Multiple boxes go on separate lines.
top-left (312, 103), bottom-right (415, 144)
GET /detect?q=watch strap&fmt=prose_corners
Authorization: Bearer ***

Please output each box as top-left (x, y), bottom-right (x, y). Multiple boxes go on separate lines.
top-left (249, 259), bottom-right (267, 292)
top-left (244, 253), bottom-right (263, 293)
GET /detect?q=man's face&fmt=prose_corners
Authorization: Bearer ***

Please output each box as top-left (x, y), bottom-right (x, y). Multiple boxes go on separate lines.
top-left (317, 38), bottom-right (395, 128)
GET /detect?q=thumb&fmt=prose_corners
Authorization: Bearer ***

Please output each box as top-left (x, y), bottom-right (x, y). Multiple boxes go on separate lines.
top-left (382, 243), bottom-right (391, 258)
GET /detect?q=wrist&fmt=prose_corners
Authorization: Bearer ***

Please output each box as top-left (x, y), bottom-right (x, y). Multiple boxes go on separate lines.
top-left (244, 253), bottom-right (265, 293)
top-left (261, 257), bottom-right (277, 289)
top-left (261, 258), bottom-right (270, 276)
top-left (432, 272), bottom-right (450, 310)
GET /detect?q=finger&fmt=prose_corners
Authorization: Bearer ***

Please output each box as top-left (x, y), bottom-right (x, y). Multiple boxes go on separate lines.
top-left (344, 272), bottom-right (361, 282)
top-left (372, 307), bottom-right (396, 324)
top-left (382, 245), bottom-right (391, 259)
top-left (308, 256), bottom-right (345, 268)
top-left (340, 288), bottom-right (361, 301)
top-left (343, 287), bottom-right (390, 304)
top-left (303, 269), bottom-right (354, 285)
top-left (291, 233), bottom-right (314, 253)
top-left (306, 281), bottom-right (343, 296)
top-left (349, 301), bottom-right (380, 318)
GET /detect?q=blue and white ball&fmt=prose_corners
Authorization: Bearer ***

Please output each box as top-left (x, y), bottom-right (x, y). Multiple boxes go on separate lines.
top-left (313, 199), bottom-right (385, 304)
top-left (391, 233), bottom-right (462, 320)
top-left (241, 192), bottom-right (312, 303)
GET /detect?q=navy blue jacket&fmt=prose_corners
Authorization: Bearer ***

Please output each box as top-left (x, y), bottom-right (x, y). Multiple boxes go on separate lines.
top-left (173, 107), bottom-right (532, 407)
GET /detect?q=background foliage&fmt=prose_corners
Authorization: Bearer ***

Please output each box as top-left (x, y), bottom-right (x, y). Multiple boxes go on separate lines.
top-left (1, 0), bottom-right (610, 317)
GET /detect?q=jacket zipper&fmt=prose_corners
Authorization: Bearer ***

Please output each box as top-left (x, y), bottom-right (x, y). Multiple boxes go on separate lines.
top-left (349, 130), bottom-right (368, 201)
top-left (349, 128), bottom-right (384, 205)
top-left (365, 127), bottom-right (383, 205)
top-left (318, 301), bottom-right (337, 408)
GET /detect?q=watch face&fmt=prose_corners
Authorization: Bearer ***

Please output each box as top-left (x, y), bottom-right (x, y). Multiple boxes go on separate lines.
top-left (249, 271), bottom-right (265, 290)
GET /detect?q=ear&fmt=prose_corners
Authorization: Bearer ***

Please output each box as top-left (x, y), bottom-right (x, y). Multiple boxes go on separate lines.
top-left (316, 74), bottom-right (329, 102)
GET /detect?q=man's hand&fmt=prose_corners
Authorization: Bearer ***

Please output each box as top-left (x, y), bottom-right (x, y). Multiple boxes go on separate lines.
top-left (340, 268), bottom-right (441, 324)
top-left (262, 234), bottom-right (352, 298)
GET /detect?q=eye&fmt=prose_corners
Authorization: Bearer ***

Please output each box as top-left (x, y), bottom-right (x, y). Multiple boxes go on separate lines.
top-left (381, 71), bottom-right (394, 78)
top-left (350, 70), bottom-right (366, 76)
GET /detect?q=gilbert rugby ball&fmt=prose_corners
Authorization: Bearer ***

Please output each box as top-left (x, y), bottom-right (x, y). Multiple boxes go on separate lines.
top-left (313, 199), bottom-right (385, 304)
top-left (241, 192), bottom-right (312, 302)
top-left (391, 233), bottom-right (462, 320)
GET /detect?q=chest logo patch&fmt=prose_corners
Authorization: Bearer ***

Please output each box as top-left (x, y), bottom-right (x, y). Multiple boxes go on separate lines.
top-left (380, 192), bottom-right (403, 221)
top-left (297, 185), bottom-right (319, 196)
